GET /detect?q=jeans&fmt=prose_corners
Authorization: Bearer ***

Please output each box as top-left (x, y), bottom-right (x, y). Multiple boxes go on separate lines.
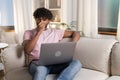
top-left (28, 60), bottom-right (82, 80)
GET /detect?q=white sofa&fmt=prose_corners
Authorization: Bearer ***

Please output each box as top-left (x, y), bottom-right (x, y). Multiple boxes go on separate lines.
top-left (0, 37), bottom-right (120, 80)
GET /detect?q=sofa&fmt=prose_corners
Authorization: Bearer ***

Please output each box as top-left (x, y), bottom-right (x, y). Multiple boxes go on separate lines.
top-left (0, 37), bottom-right (120, 80)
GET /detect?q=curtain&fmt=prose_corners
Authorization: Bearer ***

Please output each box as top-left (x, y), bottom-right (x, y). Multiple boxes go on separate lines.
top-left (77, 0), bottom-right (98, 38)
top-left (13, 0), bottom-right (34, 44)
top-left (117, 4), bottom-right (120, 42)
top-left (77, 0), bottom-right (120, 42)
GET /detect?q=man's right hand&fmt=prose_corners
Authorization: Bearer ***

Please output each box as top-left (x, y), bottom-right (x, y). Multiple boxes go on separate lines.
top-left (37, 22), bottom-right (46, 32)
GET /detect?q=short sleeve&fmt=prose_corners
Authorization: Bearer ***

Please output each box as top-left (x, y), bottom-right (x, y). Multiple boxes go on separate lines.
top-left (23, 30), bottom-right (32, 40)
top-left (54, 29), bottom-right (65, 40)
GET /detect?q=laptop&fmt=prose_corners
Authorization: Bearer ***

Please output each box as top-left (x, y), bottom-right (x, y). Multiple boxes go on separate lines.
top-left (33, 42), bottom-right (76, 66)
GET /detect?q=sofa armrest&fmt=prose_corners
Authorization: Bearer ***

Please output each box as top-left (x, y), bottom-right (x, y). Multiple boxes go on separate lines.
top-left (0, 63), bottom-right (4, 77)
top-left (1, 44), bottom-right (25, 73)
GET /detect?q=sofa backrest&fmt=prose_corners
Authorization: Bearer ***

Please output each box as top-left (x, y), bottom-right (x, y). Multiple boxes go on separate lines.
top-left (73, 37), bottom-right (117, 74)
top-left (111, 42), bottom-right (120, 76)
top-left (1, 37), bottom-right (117, 74)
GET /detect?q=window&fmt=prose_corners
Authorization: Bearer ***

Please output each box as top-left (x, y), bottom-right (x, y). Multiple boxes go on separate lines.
top-left (98, 0), bottom-right (119, 35)
top-left (0, 0), bottom-right (14, 31)
top-left (48, 0), bottom-right (61, 9)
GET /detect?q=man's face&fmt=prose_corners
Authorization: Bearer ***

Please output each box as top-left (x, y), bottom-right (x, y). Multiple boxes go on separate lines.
top-left (35, 18), bottom-right (50, 28)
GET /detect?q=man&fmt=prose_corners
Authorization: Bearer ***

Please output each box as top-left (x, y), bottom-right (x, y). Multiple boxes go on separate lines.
top-left (22, 7), bottom-right (82, 80)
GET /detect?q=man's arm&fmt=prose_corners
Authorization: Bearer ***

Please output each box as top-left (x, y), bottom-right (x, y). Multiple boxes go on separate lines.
top-left (63, 30), bottom-right (80, 42)
top-left (22, 31), bottom-right (42, 54)
top-left (22, 21), bottom-right (46, 54)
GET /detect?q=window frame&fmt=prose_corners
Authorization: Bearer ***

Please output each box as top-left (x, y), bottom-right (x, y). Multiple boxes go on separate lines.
top-left (98, 0), bottom-right (119, 35)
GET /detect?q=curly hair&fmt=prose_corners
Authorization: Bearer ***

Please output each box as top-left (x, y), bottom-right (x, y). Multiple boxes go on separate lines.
top-left (33, 7), bottom-right (53, 20)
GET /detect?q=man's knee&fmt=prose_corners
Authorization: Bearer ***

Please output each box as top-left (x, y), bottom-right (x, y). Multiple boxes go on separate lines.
top-left (36, 66), bottom-right (48, 73)
top-left (72, 60), bottom-right (82, 67)
top-left (71, 60), bottom-right (82, 71)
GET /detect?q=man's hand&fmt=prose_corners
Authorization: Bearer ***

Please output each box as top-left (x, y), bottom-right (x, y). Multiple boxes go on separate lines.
top-left (63, 30), bottom-right (80, 42)
top-left (37, 22), bottom-right (46, 32)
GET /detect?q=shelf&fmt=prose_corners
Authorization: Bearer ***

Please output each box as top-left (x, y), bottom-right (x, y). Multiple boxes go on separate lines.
top-left (45, 0), bottom-right (62, 22)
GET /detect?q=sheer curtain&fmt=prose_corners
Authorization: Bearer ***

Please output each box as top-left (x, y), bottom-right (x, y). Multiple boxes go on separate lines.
top-left (77, 0), bottom-right (98, 38)
top-left (117, 4), bottom-right (120, 42)
top-left (13, 0), bottom-right (34, 44)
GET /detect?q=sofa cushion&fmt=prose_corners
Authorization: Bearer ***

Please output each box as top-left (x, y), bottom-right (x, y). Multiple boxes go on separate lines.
top-left (5, 68), bottom-right (108, 80)
top-left (106, 76), bottom-right (120, 80)
top-left (74, 37), bottom-right (117, 74)
top-left (111, 43), bottom-right (120, 75)
top-left (74, 68), bottom-right (108, 80)
top-left (5, 67), bottom-right (31, 80)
